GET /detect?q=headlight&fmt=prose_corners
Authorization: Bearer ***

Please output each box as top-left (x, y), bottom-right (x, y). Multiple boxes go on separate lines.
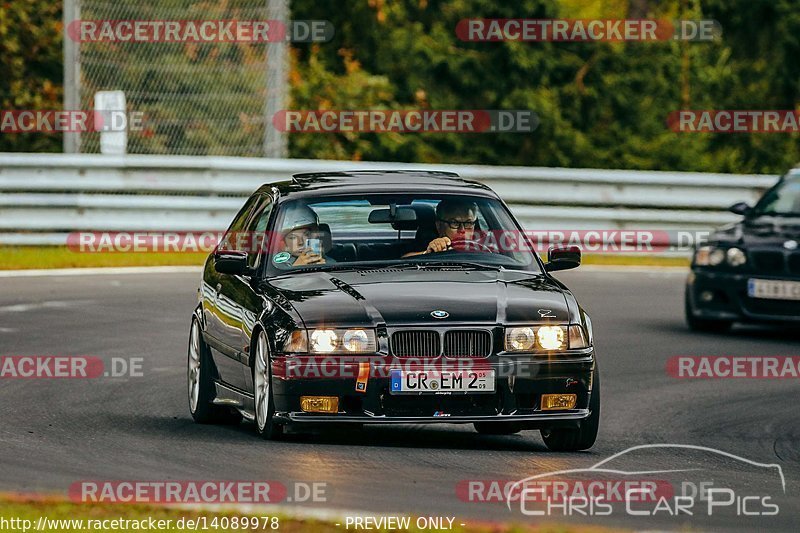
top-left (505, 325), bottom-right (586, 352)
top-left (709, 248), bottom-right (725, 265)
top-left (505, 327), bottom-right (536, 351)
top-left (726, 247), bottom-right (747, 267)
top-left (287, 328), bottom-right (377, 354)
top-left (342, 329), bottom-right (371, 352)
top-left (537, 326), bottom-right (565, 350)
top-left (310, 329), bottom-right (338, 353)
top-left (695, 246), bottom-right (725, 266)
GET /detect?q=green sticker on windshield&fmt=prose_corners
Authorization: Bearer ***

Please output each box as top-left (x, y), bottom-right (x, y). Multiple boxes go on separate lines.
top-left (273, 252), bottom-right (291, 264)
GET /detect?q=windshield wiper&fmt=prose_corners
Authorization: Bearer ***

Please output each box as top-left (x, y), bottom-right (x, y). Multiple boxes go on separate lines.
top-left (291, 261), bottom-right (423, 273)
top-left (291, 260), bottom-right (505, 273)
top-left (413, 260), bottom-right (503, 271)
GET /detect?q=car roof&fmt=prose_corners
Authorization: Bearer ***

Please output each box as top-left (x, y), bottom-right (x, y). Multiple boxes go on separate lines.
top-left (255, 170), bottom-right (498, 200)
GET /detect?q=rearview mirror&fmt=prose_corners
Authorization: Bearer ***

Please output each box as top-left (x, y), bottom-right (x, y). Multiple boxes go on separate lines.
top-left (368, 205), bottom-right (417, 224)
top-left (728, 202), bottom-right (751, 216)
top-left (545, 245), bottom-right (581, 272)
top-left (214, 250), bottom-right (250, 275)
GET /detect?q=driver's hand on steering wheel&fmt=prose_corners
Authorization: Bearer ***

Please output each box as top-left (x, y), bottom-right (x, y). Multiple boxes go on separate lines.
top-left (425, 237), bottom-right (451, 253)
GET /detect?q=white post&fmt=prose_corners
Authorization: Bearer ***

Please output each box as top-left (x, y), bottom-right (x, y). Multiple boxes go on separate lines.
top-left (263, 0), bottom-right (289, 158)
top-left (63, 0), bottom-right (82, 153)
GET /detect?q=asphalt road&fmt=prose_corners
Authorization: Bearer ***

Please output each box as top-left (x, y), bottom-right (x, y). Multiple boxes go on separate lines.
top-left (1, 267), bottom-right (798, 532)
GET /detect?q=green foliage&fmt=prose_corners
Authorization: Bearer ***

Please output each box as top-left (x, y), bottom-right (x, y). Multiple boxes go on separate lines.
top-left (1, 0), bottom-right (799, 172)
top-left (0, 0), bottom-right (63, 152)
top-left (289, 0), bottom-right (800, 172)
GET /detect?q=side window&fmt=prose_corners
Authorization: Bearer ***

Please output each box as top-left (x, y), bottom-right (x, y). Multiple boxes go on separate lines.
top-left (474, 205), bottom-right (489, 232)
top-left (221, 195), bottom-right (259, 250)
top-left (245, 196), bottom-right (274, 268)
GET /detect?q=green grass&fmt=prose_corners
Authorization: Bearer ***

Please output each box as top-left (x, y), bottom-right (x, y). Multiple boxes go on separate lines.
top-left (0, 495), bottom-right (626, 533)
top-left (0, 246), bottom-right (207, 270)
top-left (580, 253), bottom-right (689, 267)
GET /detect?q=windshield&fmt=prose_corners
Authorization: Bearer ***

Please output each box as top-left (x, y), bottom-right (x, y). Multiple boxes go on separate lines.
top-left (263, 193), bottom-right (542, 275)
top-left (752, 176), bottom-right (800, 217)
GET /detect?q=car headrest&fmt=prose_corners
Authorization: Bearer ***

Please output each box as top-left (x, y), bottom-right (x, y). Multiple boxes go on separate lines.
top-left (317, 223), bottom-right (333, 252)
top-left (412, 203), bottom-right (438, 243)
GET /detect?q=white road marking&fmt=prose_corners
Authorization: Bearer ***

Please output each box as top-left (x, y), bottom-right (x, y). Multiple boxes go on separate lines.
top-left (0, 300), bottom-right (98, 313)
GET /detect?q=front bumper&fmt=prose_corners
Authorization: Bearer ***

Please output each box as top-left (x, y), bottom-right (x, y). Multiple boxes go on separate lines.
top-left (270, 353), bottom-right (595, 428)
top-left (687, 269), bottom-right (800, 323)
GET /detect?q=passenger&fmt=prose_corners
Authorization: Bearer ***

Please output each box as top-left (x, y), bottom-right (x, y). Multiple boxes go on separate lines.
top-left (403, 199), bottom-right (479, 257)
top-left (275, 205), bottom-right (332, 266)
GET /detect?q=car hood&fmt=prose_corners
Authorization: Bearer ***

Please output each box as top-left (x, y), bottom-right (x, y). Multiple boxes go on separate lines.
top-left (268, 268), bottom-right (569, 327)
top-left (714, 216), bottom-right (800, 247)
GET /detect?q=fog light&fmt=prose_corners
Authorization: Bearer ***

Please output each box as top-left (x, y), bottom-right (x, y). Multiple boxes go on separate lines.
top-left (300, 396), bottom-right (339, 413)
top-left (700, 290), bottom-right (714, 302)
top-left (541, 393), bottom-right (577, 410)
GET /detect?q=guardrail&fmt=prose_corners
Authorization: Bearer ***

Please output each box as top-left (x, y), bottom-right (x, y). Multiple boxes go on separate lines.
top-left (0, 153), bottom-right (780, 249)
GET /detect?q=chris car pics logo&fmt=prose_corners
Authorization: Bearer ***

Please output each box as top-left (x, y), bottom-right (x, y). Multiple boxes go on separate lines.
top-left (505, 444), bottom-right (784, 518)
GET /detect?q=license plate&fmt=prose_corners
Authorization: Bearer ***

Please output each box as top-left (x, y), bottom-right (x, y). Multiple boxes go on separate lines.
top-left (747, 278), bottom-right (800, 301)
top-left (390, 369), bottom-right (495, 394)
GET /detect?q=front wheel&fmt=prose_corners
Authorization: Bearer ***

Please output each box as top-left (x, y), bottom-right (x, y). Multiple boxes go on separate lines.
top-left (541, 370), bottom-right (600, 452)
top-left (253, 331), bottom-right (283, 440)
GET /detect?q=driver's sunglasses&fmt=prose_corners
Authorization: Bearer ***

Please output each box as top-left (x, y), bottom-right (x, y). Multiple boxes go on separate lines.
top-left (438, 218), bottom-right (477, 230)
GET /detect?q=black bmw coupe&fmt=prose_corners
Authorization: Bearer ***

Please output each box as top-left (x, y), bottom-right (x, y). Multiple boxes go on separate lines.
top-left (188, 171), bottom-right (599, 451)
top-left (686, 169), bottom-right (800, 331)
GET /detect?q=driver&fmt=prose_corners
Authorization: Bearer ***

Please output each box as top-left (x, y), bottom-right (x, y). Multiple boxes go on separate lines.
top-left (277, 204), bottom-right (331, 266)
top-left (403, 199), bottom-right (479, 257)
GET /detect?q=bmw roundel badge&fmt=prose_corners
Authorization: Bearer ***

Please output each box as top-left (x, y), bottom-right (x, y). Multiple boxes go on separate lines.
top-left (431, 310), bottom-right (449, 319)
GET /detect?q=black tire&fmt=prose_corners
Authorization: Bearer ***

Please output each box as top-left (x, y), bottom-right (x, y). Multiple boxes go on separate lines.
top-left (685, 291), bottom-right (732, 333)
top-left (188, 317), bottom-right (242, 425)
top-left (253, 331), bottom-right (283, 440)
top-left (541, 369), bottom-right (600, 452)
top-left (474, 422), bottom-right (522, 435)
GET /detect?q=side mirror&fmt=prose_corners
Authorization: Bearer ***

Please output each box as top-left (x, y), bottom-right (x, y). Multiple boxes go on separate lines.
top-left (214, 249), bottom-right (250, 275)
top-left (728, 202), bottom-right (751, 216)
top-left (545, 245), bottom-right (581, 272)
